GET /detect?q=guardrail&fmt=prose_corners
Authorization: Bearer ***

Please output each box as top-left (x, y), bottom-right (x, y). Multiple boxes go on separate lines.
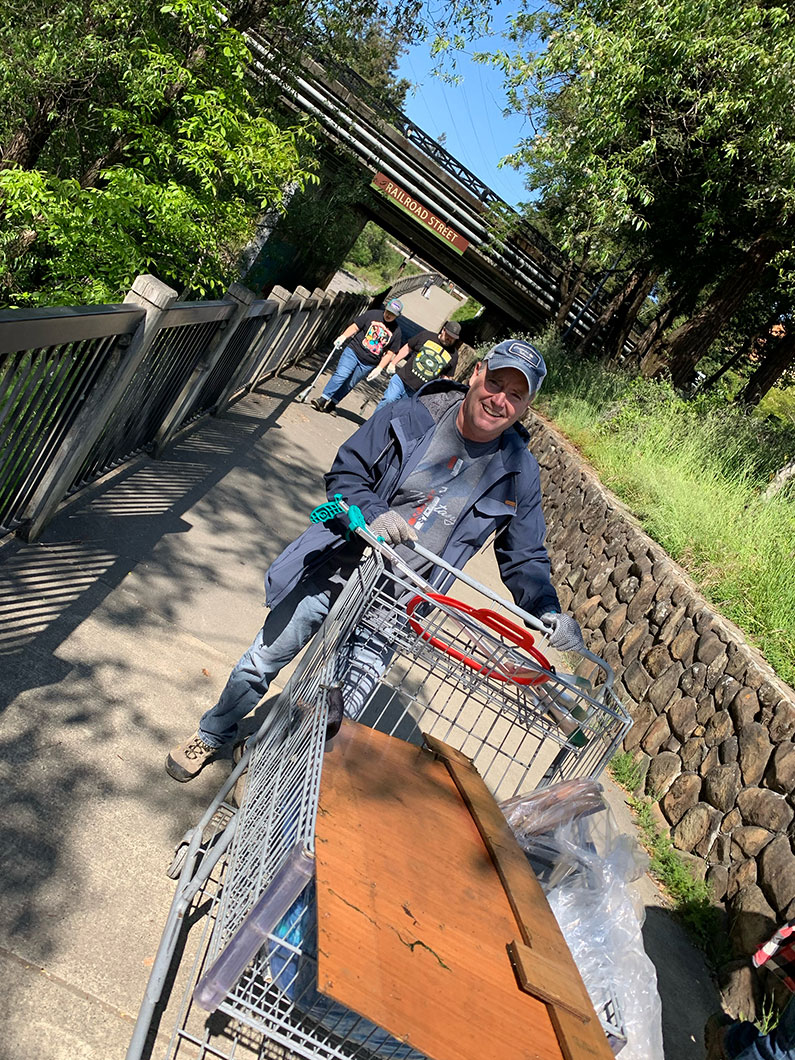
top-left (0, 276), bottom-right (369, 541)
top-left (385, 273), bottom-right (445, 301)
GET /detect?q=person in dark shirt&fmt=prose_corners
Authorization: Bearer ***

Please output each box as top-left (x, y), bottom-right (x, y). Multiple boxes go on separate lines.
top-left (311, 299), bottom-right (403, 414)
top-left (166, 339), bottom-right (587, 784)
top-left (372, 320), bottom-right (461, 411)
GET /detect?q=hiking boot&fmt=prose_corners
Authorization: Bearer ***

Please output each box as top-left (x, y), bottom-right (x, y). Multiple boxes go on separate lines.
top-left (166, 731), bottom-right (219, 782)
top-left (310, 396), bottom-right (330, 412)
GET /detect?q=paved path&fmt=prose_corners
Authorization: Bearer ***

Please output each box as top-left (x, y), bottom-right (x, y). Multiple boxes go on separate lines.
top-left (0, 353), bottom-right (718, 1059)
top-left (398, 284), bottom-right (461, 331)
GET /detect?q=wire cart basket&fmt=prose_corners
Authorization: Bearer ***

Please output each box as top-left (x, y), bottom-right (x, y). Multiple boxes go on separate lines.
top-left (128, 505), bottom-right (632, 1060)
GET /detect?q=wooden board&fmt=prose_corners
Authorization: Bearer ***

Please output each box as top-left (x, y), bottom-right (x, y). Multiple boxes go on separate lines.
top-left (316, 720), bottom-right (562, 1060)
top-left (425, 733), bottom-right (616, 1060)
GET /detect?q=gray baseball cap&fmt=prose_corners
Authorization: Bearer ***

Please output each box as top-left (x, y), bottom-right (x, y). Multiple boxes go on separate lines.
top-left (483, 339), bottom-right (547, 398)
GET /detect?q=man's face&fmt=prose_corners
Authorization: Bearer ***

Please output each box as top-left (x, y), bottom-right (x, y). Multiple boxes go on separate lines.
top-left (456, 363), bottom-right (531, 443)
top-left (383, 310), bottom-right (397, 324)
top-left (439, 327), bottom-right (456, 345)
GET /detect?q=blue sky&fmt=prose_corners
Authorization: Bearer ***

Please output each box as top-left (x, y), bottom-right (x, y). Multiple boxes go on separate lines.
top-left (394, 7), bottom-right (535, 208)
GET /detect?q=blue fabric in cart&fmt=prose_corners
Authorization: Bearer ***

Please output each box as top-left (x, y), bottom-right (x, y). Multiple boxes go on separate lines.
top-left (269, 884), bottom-right (427, 1060)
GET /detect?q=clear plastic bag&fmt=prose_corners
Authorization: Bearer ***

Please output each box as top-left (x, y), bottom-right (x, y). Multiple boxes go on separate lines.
top-left (500, 782), bottom-right (664, 1060)
top-left (500, 778), bottom-right (605, 840)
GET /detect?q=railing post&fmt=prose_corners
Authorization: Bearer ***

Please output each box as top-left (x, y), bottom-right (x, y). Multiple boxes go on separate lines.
top-left (20, 274), bottom-right (177, 541)
top-left (301, 288), bottom-right (335, 359)
top-left (257, 287), bottom-right (308, 380)
top-left (212, 288), bottom-right (289, 413)
top-left (279, 287), bottom-right (327, 373)
top-left (153, 282), bottom-right (255, 456)
top-left (274, 287), bottom-right (319, 377)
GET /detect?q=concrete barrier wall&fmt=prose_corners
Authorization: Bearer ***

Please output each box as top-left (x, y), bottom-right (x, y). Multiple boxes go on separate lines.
top-left (526, 411), bottom-right (795, 956)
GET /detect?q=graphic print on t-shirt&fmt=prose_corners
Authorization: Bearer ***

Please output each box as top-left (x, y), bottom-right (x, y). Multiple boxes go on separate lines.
top-left (391, 401), bottom-right (500, 565)
top-left (405, 456), bottom-right (463, 535)
top-left (413, 339), bottom-right (454, 383)
top-left (362, 321), bottom-right (392, 358)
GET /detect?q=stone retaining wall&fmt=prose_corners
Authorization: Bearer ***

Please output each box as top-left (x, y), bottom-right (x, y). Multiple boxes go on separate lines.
top-left (527, 411), bottom-right (795, 957)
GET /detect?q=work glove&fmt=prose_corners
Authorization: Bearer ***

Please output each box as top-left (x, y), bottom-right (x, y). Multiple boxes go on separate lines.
top-left (369, 510), bottom-right (418, 547)
top-left (386, 362), bottom-right (397, 374)
top-left (332, 336), bottom-right (345, 351)
top-left (540, 612), bottom-right (586, 653)
top-left (367, 365), bottom-right (383, 381)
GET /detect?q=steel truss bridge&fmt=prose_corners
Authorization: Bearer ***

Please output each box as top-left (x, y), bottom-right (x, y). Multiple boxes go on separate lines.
top-left (249, 32), bottom-right (607, 337)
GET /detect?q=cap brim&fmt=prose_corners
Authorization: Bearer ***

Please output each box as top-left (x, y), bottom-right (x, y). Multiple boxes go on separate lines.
top-left (484, 354), bottom-right (537, 395)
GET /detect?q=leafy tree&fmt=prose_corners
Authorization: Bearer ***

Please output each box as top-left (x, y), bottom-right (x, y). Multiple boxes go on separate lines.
top-left (0, 0), bottom-right (492, 306)
top-left (487, 0), bottom-right (795, 384)
top-left (0, 0), bottom-right (315, 305)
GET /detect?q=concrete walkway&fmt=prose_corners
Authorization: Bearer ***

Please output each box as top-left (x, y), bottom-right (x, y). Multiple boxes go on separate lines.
top-left (0, 354), bottom-right (718, 1059)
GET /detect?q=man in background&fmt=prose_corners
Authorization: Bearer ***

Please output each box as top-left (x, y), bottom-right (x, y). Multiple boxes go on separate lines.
top-left (311, 298), bottom-right (403, 415)
top-left (371, 320), bottom-right (462, 410)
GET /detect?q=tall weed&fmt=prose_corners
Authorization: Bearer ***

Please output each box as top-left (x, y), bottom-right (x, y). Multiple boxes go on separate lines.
top-left (533, 339), bottom-right (795, 685)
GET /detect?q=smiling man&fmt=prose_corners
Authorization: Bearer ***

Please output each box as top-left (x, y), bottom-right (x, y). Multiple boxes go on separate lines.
top-left (166, 338), bottom-right (585, 782)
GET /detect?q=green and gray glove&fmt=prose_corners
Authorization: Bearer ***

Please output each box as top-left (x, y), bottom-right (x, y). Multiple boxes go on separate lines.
top-left (540, 612), bottom-right (586, 653)
top-left (369, 510), bottom-right (418, 546)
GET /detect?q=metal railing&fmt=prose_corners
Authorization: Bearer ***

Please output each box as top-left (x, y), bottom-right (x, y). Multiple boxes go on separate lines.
top-left (386, 272), bottom-right (445, 301)
top-left (0, 277), bottom-right (369, 540)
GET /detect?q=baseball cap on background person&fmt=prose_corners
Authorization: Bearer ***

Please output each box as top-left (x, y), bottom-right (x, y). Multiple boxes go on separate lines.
top-left (440, 320), bottom-right (461, 338)
top-left (483, 339), bottom-right (547, 399)
top-left (385, 298), bottom-right (403, 315)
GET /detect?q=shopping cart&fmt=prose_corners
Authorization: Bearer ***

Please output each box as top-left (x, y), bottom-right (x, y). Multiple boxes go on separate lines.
top-left (127, 501), bottom-right (632, 1060)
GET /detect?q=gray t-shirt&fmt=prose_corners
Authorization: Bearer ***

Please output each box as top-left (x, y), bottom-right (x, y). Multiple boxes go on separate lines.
top-left (392, 400), bottom-right (498, 560)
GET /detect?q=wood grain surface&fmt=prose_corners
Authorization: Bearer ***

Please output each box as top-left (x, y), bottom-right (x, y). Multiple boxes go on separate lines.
top-left (315, 721), bottom-right (564, 1060)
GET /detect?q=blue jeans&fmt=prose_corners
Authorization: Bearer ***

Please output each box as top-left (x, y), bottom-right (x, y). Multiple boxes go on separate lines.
top-left (322, 346), bottom-right (371, 404)
top-left (374, 374), bottom-right (414, 411)
top-left (199, 577), bottom-right (395, 746)
top-left (725, 999), bottom-right (795, 1060)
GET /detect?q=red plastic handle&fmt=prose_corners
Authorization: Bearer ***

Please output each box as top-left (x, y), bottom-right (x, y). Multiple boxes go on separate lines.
top-left (406, 593), bottom-right (550, 686)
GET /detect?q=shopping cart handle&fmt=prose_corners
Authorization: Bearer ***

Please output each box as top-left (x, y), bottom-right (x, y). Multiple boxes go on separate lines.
top-left (307, 495), bottom-right (614, 689)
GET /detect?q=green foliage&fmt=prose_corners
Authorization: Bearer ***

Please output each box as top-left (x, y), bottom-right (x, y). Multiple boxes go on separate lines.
top-left (0, 0), bottom-right (316, 305)
top-left (480, 1), bottom-right (795, 379)
top-left (450, 296), bottom-right (482, 323)
top-left (0, 0), bottom-right (487, 307)
top-left (760, 385), bottom-right (795, 427)
top-left (608, 751), bottom-right (644, 793)
top-left (631, 793), bottom-right (726, 958)
top-left (489, 0), bottom-right (795, 270)
top-left (755, 993), bottom-right (782, 1036)
top-left (343, 221), bottom-right (404, 287)
top-left (537, 345), bottom-right (795, 684)
top-left (609, 756), bottom-right (728, 961)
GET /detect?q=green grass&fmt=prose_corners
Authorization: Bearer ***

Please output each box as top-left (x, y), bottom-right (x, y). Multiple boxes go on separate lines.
top-left (609, 755), bottom-right (729, 964)
top-left (609, 750), bottom-right (644, 792)
top-left (450, 297), bottom-right (483, 323)
top-left (530, 329), bottom-right (795, 686)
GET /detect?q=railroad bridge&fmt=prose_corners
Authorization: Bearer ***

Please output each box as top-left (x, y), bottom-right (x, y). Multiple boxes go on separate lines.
top-left (247, 33), bottom-right (604, 340)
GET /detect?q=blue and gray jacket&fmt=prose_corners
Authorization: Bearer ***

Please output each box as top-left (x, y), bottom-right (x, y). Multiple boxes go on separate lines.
top-left (265, 380), bottom-right (560, 618)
